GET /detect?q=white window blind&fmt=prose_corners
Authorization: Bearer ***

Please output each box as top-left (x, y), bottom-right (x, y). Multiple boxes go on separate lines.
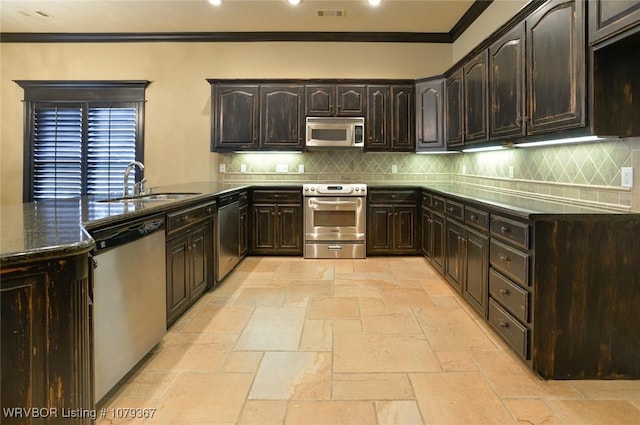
top-left (32, 106), bottom-right (83, 200)
top-left (87, 107), bottom-right (137, 197)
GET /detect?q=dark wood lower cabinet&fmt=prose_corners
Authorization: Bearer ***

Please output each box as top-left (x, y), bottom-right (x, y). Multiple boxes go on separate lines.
top-left (251, 190), bottom-right (303, 255)
top-left (1, 252), bottom-right (93, 425)
top-left (445, 219), bottom-right (464, 291)
top-left (463, 227), bottom-right (489, 317)
top-left (367, 205), bottom-right (419, 255)
top-left (166, 220), bottom-right (213, 327)
top-left (239, 202), bottom-right (249, 258)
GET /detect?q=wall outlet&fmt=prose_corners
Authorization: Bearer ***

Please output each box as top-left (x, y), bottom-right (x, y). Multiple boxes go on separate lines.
top-left (298, 164), bottom-right (304, 173)
top-left (391, 164), bottom-right (398, 174)
top-left (240, 164), bottom-right (247, 173)
top-left (508, 165), bottom-right (515, 179)
top-left (621, 166), bottom-right (633, 188)
top-left (219, 163), bottom-right (226, 173)
top-left (276, 164), bottom-right (288, 173)
top-left (462, 165), bottom-right (467, 174)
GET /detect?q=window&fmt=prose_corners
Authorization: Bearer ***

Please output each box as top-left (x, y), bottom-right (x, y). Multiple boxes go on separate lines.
top-left (16, 81), bottom-right (149, 202)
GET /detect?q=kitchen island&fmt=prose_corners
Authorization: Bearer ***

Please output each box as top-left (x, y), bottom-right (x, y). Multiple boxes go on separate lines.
top-left (2, 182), bottom-right (639, 424)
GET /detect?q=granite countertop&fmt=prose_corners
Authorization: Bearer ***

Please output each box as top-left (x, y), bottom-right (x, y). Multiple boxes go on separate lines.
top-left (2, 181), bottom-right (636, 267)
top-left (0, 182), bottom-right (249, 266)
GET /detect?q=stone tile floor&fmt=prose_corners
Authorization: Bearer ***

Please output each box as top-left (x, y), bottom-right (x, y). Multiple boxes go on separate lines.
top-left (97, 257), bottom-right (640, 425)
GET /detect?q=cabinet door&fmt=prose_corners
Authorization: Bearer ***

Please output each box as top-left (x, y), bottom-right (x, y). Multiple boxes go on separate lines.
top-left (367, 205), bottom-right (393, 253)
top-left (416, 79), bottom-right (445, 151)
top-left (252, 205), bottom-right (276, 253)
top-left (394, 206), bottom-right (419, 253)
top-left (214, 84), bottom-right (259, 150)
top-left (166, 235), bottom-right (190, 325)
top-left (464, 228), bottom-right (489, 317)
top-left (305, 84), bottom-right (335, 116)
top-left (489, 23), bottom-right (526, 141)
top-left (190, 223), bottom-right (211, 300)
top-left (390, 85), bottom-right (415, 151)
top-left (421, 206), bottom-right (432, 257)
top-left (589, 0), bottom-right (640, 45)
top-left (463, 51), bottom-right (489, 144)
top-left (526, 0), bottom-right (585, 134)
top-left (239, 203), bottom-right (249, 258)
top-left (446, 68), bottom-right (464, 147)
top-left (336, 85), bottom-right (366, 116)
top-left (261, 85), bottom-right (305, 149)
top-left (277, 205), bottom-right (303, 253)
top-left (366, 85), bottom-right (391, 150)
top-left (445, 219), bottom-right (464, 292)
top-left (431, 212), bottom-right (446, 274)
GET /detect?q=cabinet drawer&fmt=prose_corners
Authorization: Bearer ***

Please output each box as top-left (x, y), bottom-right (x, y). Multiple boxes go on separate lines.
top-left (490, 239), bottom-right (530, 287)
top-left (167, 202), bottom-right (216, 236)
top-left (421, 192), bottom-right (432, 207)
top-left (431, 196), bottom-right (445, 213)
top-left (490, 215), bottom-right (529, 249)
top-left (369, 190), bottom-right (418, 204)
top-left (489, 269), bottom-right (529, 323)
top-left (444, 199), bottom-right (464, 221)
top-left (252, 190), bottom-right (301, 204)
top-left (239, 191), bottom-right (248, 205)
top-left (465, 206), bottom-right (489, 232)
top-left (488, 299), bottom-right (529, 359)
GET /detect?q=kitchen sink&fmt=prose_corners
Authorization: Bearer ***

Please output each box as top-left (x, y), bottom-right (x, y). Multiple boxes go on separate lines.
top-left (98, 192), bottom-right (200, 203)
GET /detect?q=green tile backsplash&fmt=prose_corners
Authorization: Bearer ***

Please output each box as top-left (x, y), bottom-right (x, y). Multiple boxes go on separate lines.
top-left (218, 137), bottom-right (640, 212)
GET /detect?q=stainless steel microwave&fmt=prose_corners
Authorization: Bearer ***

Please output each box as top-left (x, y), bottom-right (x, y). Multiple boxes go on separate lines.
top-left (305, 117), bottom-right (365, 149)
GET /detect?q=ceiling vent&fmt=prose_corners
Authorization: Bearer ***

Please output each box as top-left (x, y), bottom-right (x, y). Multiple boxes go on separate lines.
top-left (316, 9), bottom-right (345, 18)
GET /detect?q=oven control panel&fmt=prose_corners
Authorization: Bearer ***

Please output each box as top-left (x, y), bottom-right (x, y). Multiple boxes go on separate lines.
top-left (303, 183), bottom-right (367, 196)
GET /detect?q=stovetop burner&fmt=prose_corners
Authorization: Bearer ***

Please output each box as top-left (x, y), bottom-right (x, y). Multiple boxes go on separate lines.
top-left (303, 183), bottom-right (367, 197)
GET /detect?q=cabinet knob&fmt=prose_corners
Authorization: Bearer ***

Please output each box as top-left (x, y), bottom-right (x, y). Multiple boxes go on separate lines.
top-left (500, 226), bottom-right (510, 234)
top-left (499, 288), bottom-right (510, 295)
top-left (448, 207), bottom-right (455, 213)
top-left (178, 215), bottom-right (189, 222)
top-left (498, 322), bottom-right (509, 329)
top-left (470, 214), bottom-right (477, 221)
top-left (206, 207), bottom-right (213, 214)
top-left (499, 254), bottom-right (510, 263)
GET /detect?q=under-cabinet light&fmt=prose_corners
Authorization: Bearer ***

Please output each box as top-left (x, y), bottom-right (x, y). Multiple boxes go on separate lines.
top-left (461, 145), bottom-right (508, 153)
top-left (415, 151), bottom-right (461, 155)
top-left (233, 151), bottom-right (303, 154)
top-left (368, 0), bottom-right (382, 6)
top-left (208, 0), bottom-right (221, 5)
top-left (514, 135), bottom-right (608, 148)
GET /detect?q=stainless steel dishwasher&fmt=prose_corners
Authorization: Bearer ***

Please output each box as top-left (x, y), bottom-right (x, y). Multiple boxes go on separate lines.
top-left (90, 213), bottom-right (166, 402)
top-left (216, 192), bottom-right (240, 282)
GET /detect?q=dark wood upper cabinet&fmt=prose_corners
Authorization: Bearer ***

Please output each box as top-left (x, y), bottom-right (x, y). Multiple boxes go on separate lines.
top-left (463, 50), bottom-right (490, 144)
top-left (390, 85), bottom-right (415, 151)
top-left (446, 68), bottom-right (464, 148)
top-left (366, 85), bottom-right (390, 150)
top-left (305, 84), bottom-right (365, 117)
top-left (336, 85), bottom-right (366, 116)
top-left (305, 84), bottom-right (334, 116)
top-left (489, 23), bottom-right (527, 141)
top-left (416, 78), bottom-right (445, 151)
top-left (526, 0), bottom-right (586, 134)
top-left (261, 85), bottom-right (305, 150)
top-left (213, 84), bottom-right (259, 150)
top-left (589, 0), bottom-right (640, 45)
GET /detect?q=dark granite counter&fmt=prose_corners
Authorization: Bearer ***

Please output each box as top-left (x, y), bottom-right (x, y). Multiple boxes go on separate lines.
top-left (0, 182), bottom-right (249, 266)
top-left (369, 183), bottom-right (634, 218)
top-left (2, 181), bottom-right (636, 266)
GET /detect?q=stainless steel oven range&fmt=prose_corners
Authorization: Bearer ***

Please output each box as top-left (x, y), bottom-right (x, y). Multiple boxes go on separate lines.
top-left (303, 183), bottom-right (367, 259)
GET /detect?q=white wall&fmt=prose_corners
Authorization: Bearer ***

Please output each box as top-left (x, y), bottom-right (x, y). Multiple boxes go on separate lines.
top-left (452, 0), bottom-right (530, 63)
top-left (0, 42), bottom-right (451, 204)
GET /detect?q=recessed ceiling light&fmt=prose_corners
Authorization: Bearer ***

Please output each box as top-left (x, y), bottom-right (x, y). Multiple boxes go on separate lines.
top-left (288, 0), bottom-right (301, 5)
top-left (368, 0), bottom-right (382, 6)
top-left (208, 0), bottom-right (221, 6)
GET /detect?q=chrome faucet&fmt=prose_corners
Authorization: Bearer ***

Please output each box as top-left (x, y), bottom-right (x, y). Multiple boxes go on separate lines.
top-left (123, 161), bottom-right (145, 198)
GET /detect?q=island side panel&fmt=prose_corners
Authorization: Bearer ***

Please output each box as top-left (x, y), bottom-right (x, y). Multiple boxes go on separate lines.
top-left (533, 216), bottom-right (640, 379)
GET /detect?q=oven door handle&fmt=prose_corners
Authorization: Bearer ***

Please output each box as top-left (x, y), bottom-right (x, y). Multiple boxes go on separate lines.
top-left (309, 199), bottom-right (359, 206)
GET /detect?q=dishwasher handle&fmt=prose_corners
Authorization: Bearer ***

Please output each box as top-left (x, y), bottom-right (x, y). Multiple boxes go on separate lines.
top-left (92, 213), bottom-right (165, 253)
